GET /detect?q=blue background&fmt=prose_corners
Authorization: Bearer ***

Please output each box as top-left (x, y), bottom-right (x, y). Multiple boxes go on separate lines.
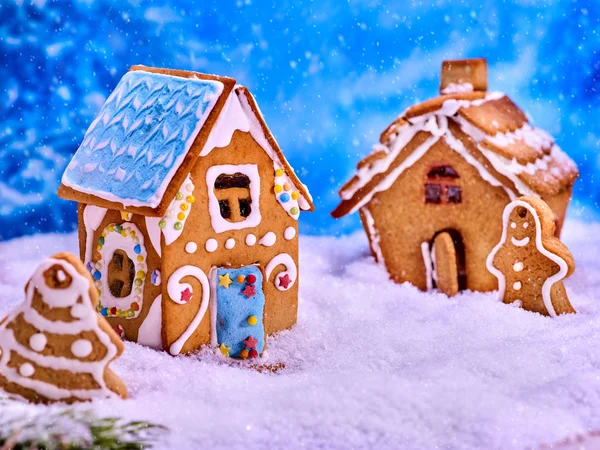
top-left (1, 0), bottom-right (598, 240)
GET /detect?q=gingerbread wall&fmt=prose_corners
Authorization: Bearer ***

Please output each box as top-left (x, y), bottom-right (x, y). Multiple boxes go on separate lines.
top-left (160, 130), bottom-right (300, 354)
top-left (365, 138), bottom-right (511, 292)
top-left (77, 205), bottom-right (163, 344)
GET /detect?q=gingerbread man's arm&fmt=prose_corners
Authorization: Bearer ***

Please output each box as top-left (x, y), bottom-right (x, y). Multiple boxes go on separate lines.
top-left (542, 237), bottom-right (575, 278)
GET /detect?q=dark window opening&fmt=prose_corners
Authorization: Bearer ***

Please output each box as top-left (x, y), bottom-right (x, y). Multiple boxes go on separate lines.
top-left (425, 184), bottom-right (442, 204)
top-left (446, 186), bottom-right (462, 204)
top-left (427, 165), bottom-right (459, 179)
top-left (239, 198), bottom-right (252, 217)
top-left (214, 173), bottom-right (253, 223)
top-left (108, 250), bottom-right (135, 298)
top-left (219, 199), bottom-right (231, 219)
top-left (215, 173), bottom-right (251, 190)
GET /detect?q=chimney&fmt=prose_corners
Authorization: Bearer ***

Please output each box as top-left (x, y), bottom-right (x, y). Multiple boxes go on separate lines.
top-left (439, 58), bottom-right (488, 94)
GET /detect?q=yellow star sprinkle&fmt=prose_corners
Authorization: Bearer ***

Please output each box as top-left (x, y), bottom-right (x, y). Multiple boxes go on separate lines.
top-left (218, 273), bottom-right (233, 288)
top-left (219, 343), bottom-right (230, 357)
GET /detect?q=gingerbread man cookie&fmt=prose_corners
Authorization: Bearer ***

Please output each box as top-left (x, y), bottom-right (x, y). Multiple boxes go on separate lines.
top-left (0, 252), bottom-right (128, 403)
top-left (486, 196), bottom-right (575, 316)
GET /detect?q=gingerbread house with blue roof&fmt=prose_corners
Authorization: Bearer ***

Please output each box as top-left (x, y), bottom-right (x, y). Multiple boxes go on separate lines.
top-left (59, 66), bottom-right (314, 358)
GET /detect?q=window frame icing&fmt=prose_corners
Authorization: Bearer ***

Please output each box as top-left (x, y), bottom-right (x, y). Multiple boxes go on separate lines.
top-left (205, 164), bottom-right (262, 233)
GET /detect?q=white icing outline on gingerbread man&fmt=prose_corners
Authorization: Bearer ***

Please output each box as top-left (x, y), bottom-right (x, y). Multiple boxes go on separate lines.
top-left (486, 199), bottom-right (569, 317)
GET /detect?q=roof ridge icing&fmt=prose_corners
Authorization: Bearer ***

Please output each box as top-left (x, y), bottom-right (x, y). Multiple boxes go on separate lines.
top-left (332, 92), bottom-right (578, 218)
top-left (59, 66), bottom-right (314, 216)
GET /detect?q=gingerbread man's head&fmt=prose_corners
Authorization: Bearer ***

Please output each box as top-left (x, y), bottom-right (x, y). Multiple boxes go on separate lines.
top-left (505, 201), bottom-right (537, 248)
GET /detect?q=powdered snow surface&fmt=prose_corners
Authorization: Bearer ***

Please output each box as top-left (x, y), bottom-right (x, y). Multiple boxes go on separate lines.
top-left (0, 222), bottom-right (599, 449)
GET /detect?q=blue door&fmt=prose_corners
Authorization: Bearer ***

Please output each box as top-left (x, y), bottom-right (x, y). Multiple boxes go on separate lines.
top-left (215, 265), bottom-right (265, 359)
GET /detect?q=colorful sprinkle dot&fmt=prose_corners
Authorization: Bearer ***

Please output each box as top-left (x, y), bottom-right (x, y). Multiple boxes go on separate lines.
top-left (137, 255), bottom-right (144, 262)
top-left (101, 232), bottom-right (107, 237)
top-left (137, 271), bottom-right (145, 279)
top-left (246, 274), bottom-right (257, 284)
top-left (115, 225), bottom-right (122, 233)
top-left (134, 244), bottom-right (141, 254)
top-left (280, 193), bottom-right (290, 203)
top-left (177, 212), bottom-right (185, 220)
top-left (110, 307), bottom-right (117, 315)
top-left (120, 230), bottom-right (127, 237)
top-left (135, 278), bottom-right (142, 286)
top-left (130, 231), bottom-right (136, 238)
top-left (96, 245), bottom-right (102, 251)
top-left (159, 220), bottom-right (166, 229)
top-left (98, 236), bottom-right (105, 245)
top-left (274, 185), bottom-right (283, 193)
top-left (248, 315), bottom-right (258, 326)
top-left (237, 275), bottom-right (245, 284)
top-left (283, 183), bottom-right (291, 191)
top-left (133, 237), bottom-right (140, 244)
top-left (176, 192), bottom-right (184, 200)
top-left (93, 271), bottom-right (101, 280)
top-left (131, 302), bottom-right (140, 312)
top-left (275, 169), bottom-right (284, 177)
top-left (290, 206), bottom-right (299, 215)
top-left (291, 191), bottom-right (299, 200)
top-left (101, 308), bottom-right (108, 316)
top-left (174, 222), bottom-right (182, 230)
top-left (186, 195), bottom-right (195, 203)
top-left (108, 225), bottom-right (115, 232)
top-left (180, 203), bottom-right (189, 211)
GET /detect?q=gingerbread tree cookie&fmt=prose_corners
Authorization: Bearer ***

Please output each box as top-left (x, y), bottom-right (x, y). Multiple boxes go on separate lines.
top-left (0, 252), bottom-right (128, 403)
top-left (486, 196), bottom-right (575, 316)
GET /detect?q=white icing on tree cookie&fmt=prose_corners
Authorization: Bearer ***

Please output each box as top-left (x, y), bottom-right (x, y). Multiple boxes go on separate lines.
top-left (0, 257), bottom-right (125, 402)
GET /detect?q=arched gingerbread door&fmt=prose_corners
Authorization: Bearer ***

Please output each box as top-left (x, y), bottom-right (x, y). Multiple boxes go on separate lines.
top-left (430, 229), bottom-right (467, 297)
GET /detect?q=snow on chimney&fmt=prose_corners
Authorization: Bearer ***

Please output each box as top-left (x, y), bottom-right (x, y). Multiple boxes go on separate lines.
top-left (439, 58), bottom-right (488, 94)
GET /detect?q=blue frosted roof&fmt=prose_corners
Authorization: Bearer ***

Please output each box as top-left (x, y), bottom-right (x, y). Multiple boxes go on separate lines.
top-left (61, 70), bottom-right (224, 208)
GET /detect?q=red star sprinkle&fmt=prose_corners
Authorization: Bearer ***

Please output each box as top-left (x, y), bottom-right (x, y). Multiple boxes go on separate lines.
top-left (241, 284), bottom-right (256, 298)
top-left (180, 287), bottom-right (193, 303)
top-left (244, 336), bottom-right (258, 349)
top-left (278, 274), bottom-right (292, 289)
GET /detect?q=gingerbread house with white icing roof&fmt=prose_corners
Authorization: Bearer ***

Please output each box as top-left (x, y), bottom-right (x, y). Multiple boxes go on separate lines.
top-left (332, 58), bottom-right (578, 296)
top-left (59, 66), bottom-right (314, 358)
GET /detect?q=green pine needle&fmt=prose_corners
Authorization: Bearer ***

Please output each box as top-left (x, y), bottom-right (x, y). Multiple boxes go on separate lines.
top-left (0, 408), bottom-right (168, 450)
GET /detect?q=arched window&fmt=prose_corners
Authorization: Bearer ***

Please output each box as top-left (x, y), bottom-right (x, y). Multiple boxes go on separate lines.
top-left (424, 165), bottom-right (462, 204)
top-left (107, 249), bottom-right (135, 298)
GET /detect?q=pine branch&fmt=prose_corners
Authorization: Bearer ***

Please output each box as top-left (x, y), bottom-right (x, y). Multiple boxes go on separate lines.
top-left (0, 406), bottom-right (168, 450)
